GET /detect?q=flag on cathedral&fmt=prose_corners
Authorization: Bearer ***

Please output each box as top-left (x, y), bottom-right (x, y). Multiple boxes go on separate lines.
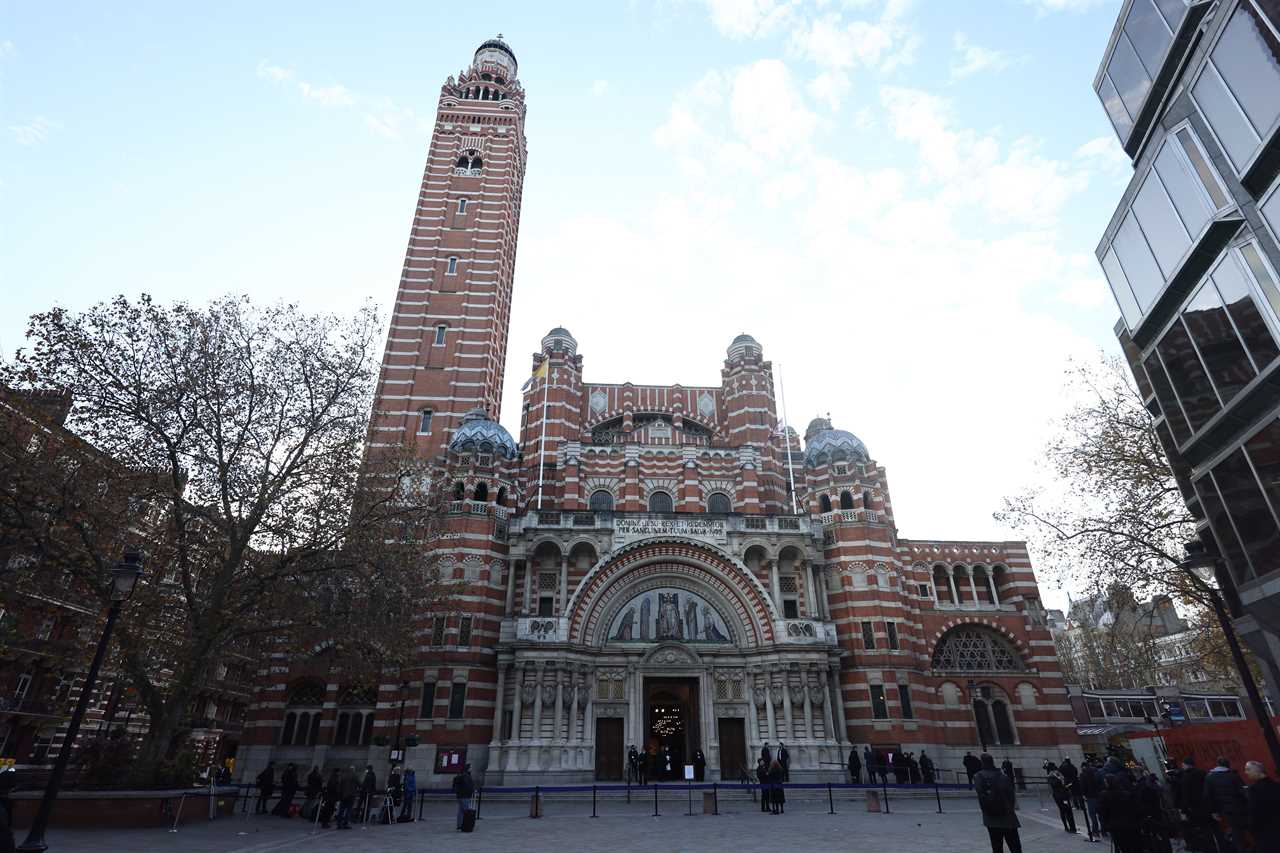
top-left (521, 358), bottom-right (549, 392)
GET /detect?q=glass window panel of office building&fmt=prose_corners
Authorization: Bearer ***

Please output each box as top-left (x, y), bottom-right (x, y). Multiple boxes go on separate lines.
top-left (1102, 128), bottom-right (1230, 329)
top-left (1197, 416), bottom-right (1280, 584)
top-left (1145, 243), bottom-right (1280, 442)
top-left (1191, 0), bottom-right (1280, 175)
top-left (1096, 0), bottom-right (1186, 141)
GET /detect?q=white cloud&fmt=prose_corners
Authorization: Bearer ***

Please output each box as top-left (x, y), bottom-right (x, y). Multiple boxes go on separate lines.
top-left (807, 70), bottom-right (851, 111)
top-left (8, 116), bottom-right (52, 146)
top-left (704, 0), bottom-right (797, 39)
top-left (950, 32), bottom-right (1010, 79)
top-left (591, 79), bottom-right (610, 97)
top-left (0, 40), bottom-right (15, 59)
top-left (298, 82), bottom-right (355, 106)
top-left (1074, 134), bottom-right (1132, 183)
top-left (730, 60), bottom-right (816, 156)
top-left (255, 60), bottom-right (293, 83)
top-left (1023, 0), bottom-right (1110, 12)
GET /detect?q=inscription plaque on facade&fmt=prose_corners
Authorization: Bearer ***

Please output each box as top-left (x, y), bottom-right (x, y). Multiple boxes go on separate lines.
top-left (613, 517), bottom-right (727, 544)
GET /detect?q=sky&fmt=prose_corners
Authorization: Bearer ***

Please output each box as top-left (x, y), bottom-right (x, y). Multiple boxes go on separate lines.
top-left (1, 0), bottom-right (1135, 608)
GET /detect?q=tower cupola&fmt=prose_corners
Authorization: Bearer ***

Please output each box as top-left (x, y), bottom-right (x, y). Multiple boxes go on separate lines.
top-left (474, 35), bottom-right (518, 80)
top-left (541, 326), bottom-right (578, 356)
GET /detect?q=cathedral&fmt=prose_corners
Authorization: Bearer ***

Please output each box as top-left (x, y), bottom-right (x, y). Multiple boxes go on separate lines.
top-left (238, 37), bottom-right (1077, 785)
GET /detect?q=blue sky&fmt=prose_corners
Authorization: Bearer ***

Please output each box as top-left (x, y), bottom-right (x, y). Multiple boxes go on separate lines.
top-left (2, 0), bottom-right (1131, 605)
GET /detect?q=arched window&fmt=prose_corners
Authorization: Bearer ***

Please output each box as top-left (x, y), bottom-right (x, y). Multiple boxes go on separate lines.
top-left (473, 482), bottom-right (488, 502)
top-left (495, 486), bottom-right (507, 507)
top-left (333, 713), bottom-right (349, 745)
top-left (589, 489), bottom-right (614, 512)
top-left (280, 712), bottom-right (297, 746)
top-left (308, 714), bottom-right (321, 745)
top-left (471, 156), bottom-right (483, 170)
top-left (839, 491), bottom-right (854, 510)
top-left (707, 493), bottom-right (732, 514)
top-left (992, 700), bottom-right (1016, 744)
top-left (819, 495), bottom-right (832, 513)
top-left (456, 155), bottom-right (469, 168)
top-left (863, 490), bottom-right (873, 509)
top-left (361, 713), bottom-right (375, 745)
top-left (931, 627), bottom-right (1024, 672)
top-left (648, 491), bottom-right (673, 513)
top-left (973, 699), bottom-right (996, 747)
top-left (453, 481), bottom-right (466, 501)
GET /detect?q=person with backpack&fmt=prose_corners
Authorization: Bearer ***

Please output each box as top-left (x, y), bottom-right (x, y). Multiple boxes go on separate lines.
top-left (975, 753), bottom-right (1021, 853)
top-left (400, 767), bottom-right (417, 822)
top-left (1078, 757), bottom-right (1104, 841)
top-left (1046, 762), bottom-right (1077, 833)
top-left (453, 763), bottom-right (476, 831)
top-left (1203, 756), bottom-right (1249, 853)
top-left (1099, 773), bottom-right (1143, 853)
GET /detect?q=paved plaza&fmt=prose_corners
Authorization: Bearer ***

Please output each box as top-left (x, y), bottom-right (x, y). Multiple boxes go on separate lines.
top-left (18, 791), bottom-right (1103, 853)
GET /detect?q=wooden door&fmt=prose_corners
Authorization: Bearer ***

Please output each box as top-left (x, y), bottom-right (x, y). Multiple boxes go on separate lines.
top-left (595, 718), bottom-right (624, 780)
top-left (716, 718), bottom-right (747, 781)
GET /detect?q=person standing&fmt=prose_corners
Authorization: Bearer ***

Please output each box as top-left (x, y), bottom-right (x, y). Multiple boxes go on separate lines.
top-left (273, 763), bottom-right (298, 817)
top-left (1046, 763), bottom-right (1077, 834)
top-left (964, 752), bottom-right (981, 786)
top-left (1246, 760), bottom-right (1280, 852)
top-left (358, 764), bottom-right (377, 822)
top-left (1059, 757), bottom-right (1083, 811)
top-left (320, 768), bottom-right (340, 829)
top-left (452, 763), bottom-right (476, 831)
top-left (693, 749), bottom-right (706, 782)
top-left (628, 745), bottom-right (639, 784)
top-left (778, 743), bottom-right (790, 783)
top-left (303, 765), bottom-right (323, 821)
top-left (863, 745), bottom-right (874, 781)
top-left (974, 753), bottom-right (1021, 853)
top-left (1000, 758), bottom-right (1015, 788)
top-left (1203, 756), bottom-right (1249, 853)
top-left (920, 751), bottom-right (935, 785)
top-left (757, 758), bottom-right (771, 813)
top-left (400, 767), bottom-right (417, 821)
top-left (768, 758), bottom-right (786, 815)
top-left (386, 764), bottom-right (402, 822)
top-left (761, 741), bottom-right (772, 765)
top-left (1179, 756), bottom-right (1212, 850)
top-left (1099, 774), bottom-right (1142, 853)
top-left (1079, 757), bottom-right (1104, 841)
top-left (637, 749), bottom-right (649, 786)
top-left (255, 762), bottom-right (275, 814)
top-left (337, 766), bottom-right (358, 830)
top-left (848, 746), bottom-right (862, 784)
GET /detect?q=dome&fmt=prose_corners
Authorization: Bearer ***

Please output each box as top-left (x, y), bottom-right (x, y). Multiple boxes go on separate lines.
top-left (541, 326), bottom-right (577, 356)
top-left (727, 333), bottom-right (762, 361)
top-left (448, 407), bottom-right (519, 459)
top-left (803, 418), bottom-right (869, 467)
top-left (474, 35), bottom-right (518, 78)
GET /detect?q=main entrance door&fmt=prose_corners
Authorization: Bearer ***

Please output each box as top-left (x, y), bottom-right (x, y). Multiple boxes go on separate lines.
top-left (644, 677), bottom-right (699, 780)
top-left (717, 718), bottom-right (747, 781)
top-left (595, 718), bottom-right (624, 780)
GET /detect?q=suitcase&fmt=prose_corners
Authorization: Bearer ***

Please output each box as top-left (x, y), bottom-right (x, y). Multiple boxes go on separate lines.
top-left (461, 808), bottom-right (477, 833)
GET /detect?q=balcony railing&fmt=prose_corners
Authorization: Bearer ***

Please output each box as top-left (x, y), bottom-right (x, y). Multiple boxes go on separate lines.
top-left (510, 511), bottom-right (813, 536)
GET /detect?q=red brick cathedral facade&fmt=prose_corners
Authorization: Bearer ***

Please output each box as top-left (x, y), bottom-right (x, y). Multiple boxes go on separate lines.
top-left (239, 38), bottom-right (1077, 785)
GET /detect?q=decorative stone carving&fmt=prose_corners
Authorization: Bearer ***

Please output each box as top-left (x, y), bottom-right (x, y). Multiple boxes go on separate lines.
top-left (521, 683), bottom-right (537, 703)
top-left (809, 685), bottom-right (825, 705)
top-left (541, 683), bottom-right (557, 706)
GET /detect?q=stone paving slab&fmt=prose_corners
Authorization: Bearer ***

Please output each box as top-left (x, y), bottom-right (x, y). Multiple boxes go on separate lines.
top-left (19, 794), bottom-right (1100, 853)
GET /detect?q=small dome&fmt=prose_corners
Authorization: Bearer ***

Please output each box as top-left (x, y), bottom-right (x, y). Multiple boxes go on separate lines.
top-left (474, 35), bottom-right (518, 78)
top-left (541, 326), bottom-right (577, 356)
top-left (804, 418), bottom-right (869, 467)
top-left (448, 407), bottom-right (519, 459)
top-left (727, 333), bottom-right (762, 361)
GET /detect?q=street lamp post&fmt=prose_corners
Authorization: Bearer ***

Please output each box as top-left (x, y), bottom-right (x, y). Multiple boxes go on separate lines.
top-left (19, 550), bottom-right (144, 853)
top-left (967, 679), bottom-right (989, 753)
top-left (391, 680), bottom-right (410, 763)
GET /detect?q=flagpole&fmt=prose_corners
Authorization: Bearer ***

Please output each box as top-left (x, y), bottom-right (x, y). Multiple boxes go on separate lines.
top-left (536, 360), bottom-right (550, 509)
top-left (778, 362), bottom-right (799, 515)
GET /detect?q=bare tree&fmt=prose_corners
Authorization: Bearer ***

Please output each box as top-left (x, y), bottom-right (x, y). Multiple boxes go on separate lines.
top-left (0, 295), bottom-right (453, 779)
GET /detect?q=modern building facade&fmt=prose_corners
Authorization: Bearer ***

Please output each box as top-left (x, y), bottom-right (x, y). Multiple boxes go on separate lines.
top-left (237, 37), bottom-right (1079, 786)
top-left (1092, 0), bottom-right (1280, 690)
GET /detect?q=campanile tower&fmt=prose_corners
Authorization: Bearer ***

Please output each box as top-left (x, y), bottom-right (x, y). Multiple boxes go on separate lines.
top-left (368, 36), bottom-right (527, 460)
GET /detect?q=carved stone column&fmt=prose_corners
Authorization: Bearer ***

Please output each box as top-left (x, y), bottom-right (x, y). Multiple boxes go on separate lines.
top-left (768, 559), bottom-right (782, 611)
top-left (801, 668), bottom-right (814, 740)
top-left (947, 569), bottom-right (960, 606)
top-left (819, 668), bottom-right (835, 741)
top-left (803, 561), bottom-right (819, 618)
top-left (764, 673), bottom-right (777, 741)
top-left (567, 673), bottom-right (579, 743)
top-left (553, 666), bottom-right (565, 742)
top-left (829, 663), bottom-right (847, 742)
top-left (531, 662), bottom-right (545, 741)
top-left (559, 556), bottom-right (570, 614)
top-left (781, 668), bottom-right (794, 740)
top-left (968, 570), bottom-right (980, 608)
top-left (987, 572), bottom-right (1000, 605)
top-left (522, 561), bottom-right (533, 615)
top-left (491, 663), bottom-right (507, 743)
top-left (505, 560), bottom-right (517, 615)
top-left (512, 662), bottom-right (525, 741)
top-left (745, 670), bottom-right (760, 749)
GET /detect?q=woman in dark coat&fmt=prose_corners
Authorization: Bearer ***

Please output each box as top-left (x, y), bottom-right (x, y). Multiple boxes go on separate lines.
top-left (768, 759), bottom-right (786, 814)
top-left (319, 768), bottom-right (340, 828)
top-left (757, 758), bottom-right (771, 813)
top-left (1098, 774), bottom-right (1143, 853)
top-left (271, 763), bottom-right (299, 817)
top-left (693, 750), bottom-right (706, 782)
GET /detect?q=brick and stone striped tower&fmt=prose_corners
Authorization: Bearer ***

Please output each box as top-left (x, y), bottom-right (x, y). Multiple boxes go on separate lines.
top-left (368, 36), bottom-right (527, 459)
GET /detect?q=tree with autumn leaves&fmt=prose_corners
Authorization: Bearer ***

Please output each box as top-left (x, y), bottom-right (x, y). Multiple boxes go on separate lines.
top-left (0, 295), bottom-right (456, 783)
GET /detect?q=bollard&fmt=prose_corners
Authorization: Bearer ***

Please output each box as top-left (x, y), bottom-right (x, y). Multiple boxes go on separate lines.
top-left (653, 783), bottom-right (659, 817)
top-left (592, 785), bottom-right (598, 818)
top-left (687, 781), bottom-right (692, 816)
top-left (531, 786), bottom-right (542, 819)
top-left (418, 790), bottom-right (425, 822)
top-left (476, 785), bottom-right (483, 821)
top-left (626, 773), bottom-right (631, 804)
top-left (935, 781), bottom-right (943, 814)
top-left (882, 777), bottom-right (891, 814)
top-left (827, 782), bottom-right (835, 815)
top-left (713, 782), bottom-right (719, 815)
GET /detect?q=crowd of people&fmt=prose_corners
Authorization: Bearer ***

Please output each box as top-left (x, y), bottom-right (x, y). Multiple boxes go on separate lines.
top-left (251, 761), bottom-right (421, 829)
top-left (848, 745), bottom-right (937, 784)
top-left (972, 750), bottom-right (1280, 853)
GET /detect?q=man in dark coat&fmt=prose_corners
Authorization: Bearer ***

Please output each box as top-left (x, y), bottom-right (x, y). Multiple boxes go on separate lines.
top-left (1246, 760), bottom-right (1280, 852)
top-left (357, 764), bottom-right (377, 822)
top-left (1203, 756), bottom-right (1248, 853)
top-left (320, 768), bottom-right (340, 828)
top-left (964, 752), bottom-right (982, 786)
top-left (1079, 758), bottom-right (1104, 840)
top-left (1000, 758), bottom-right (1015, 787)
top-left (893, 752), bottom-right (909, 784)
top-left (1046, 763), bottom-right (1077, 833)
top-left (271, 763), bottom-right (298, 817)
top-left (628, 745), bottom-right (639, 784)
top-left (974, 753), bottom-right (1021, 853)
top-left (919, 751), bottom-right (935, 784)
top-left (1179, 756), bottom-right (1212, 849)
top-left (1059, 757), bottom-right (1083, 811)
top-left (778, 743), bottom-right (790, 782)
top-left (761, 741), bottom-right (772, 765)
top-left (452, 764), bottom-right (476, 831)
top-left (1099, 773), bottom-right (1142, 853)
top-left (757, 758), bottom-right (771, 812)
top-left (693, 749), bottom-right (706, 782)
top-left (255, 762), bottom-right (275, 814)
top-left (303, 766), bottom-right (323, 820)
top-left (848, 747), bottom-right (862, 784)
top-left (863, 745), bottom-right (873, 780)
top-left (337, 766), bottom-right (358, 830)
top-left (637, 749), bottom-right (648, 786)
